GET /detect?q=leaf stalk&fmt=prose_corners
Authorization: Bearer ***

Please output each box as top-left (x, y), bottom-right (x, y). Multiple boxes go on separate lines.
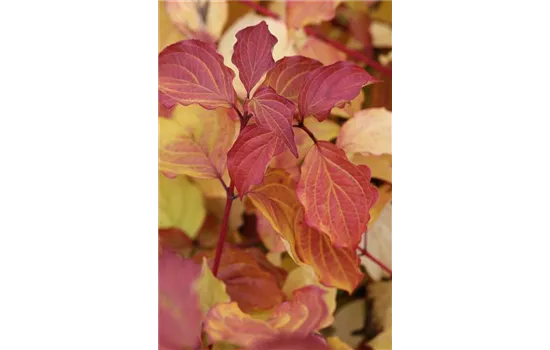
top-left (357, 246), bottom-right (392, 276)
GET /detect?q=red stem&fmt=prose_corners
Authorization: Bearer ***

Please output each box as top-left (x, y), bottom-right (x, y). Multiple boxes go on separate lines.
top-left (303, 26), bottom-right (391, 77)
top-left (237, 0), bottom-right (392, 77)
top-left (293, 123), bottom-right (317, 144)
top-left (212, 181), bottom-right (235, 276)
top-left (358, 246), bottom-right (392, 276)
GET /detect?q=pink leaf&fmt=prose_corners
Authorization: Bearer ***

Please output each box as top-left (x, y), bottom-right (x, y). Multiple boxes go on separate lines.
top-left (298, 61), bottom-right (378, 121)
top-left (232, 21), bottom-right (278, 95)
top-left (158, 40), bottom-right (237, 110)
top-left (227, 124), bottom-right (286, 197)
top-left (245, 86), bottom-right (298, 156)
top-left (158, 251), bottom-right (202, 350)
top-left (262, 56), bottom-right (323, 104)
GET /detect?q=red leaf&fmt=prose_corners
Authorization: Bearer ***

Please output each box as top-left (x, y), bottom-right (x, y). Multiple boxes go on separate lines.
top-left (262, 56), bottom-right (322, 104)
top-left (296, 141), bottom-right (378, 248)
top-left (245, 86), bottom-right (298, 156)
top-left (232, 21), bottom-right (278, 95)
top-left (245, 247), bottom-right (288, 287)
top-left (158, 228), bottom-right (193, 256)
top-left (158, 39), bottom-right (237, 110)
top-left (298, 61), bottom-right (378, 121)
top-left (212, 245), bottom-right (285, 313)
top-left (227, 124), bottom-right (286, 197)
top-left (158, 251), bottom-right (202, 350)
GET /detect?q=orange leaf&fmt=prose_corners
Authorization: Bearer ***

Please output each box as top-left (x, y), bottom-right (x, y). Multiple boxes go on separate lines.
top-left (204, 286), bottom-right (329, 347)
top-left (297, 141), bottom-right (378, 248)
top-left (158, 106), bottom-right (239, 179)
top-left (351, 153), bottom-right (392, 183)
top-left (293, 207), bottom-right (362, 293)
top-left (249, 170), bottom-right (363, 293)
top-left (212, 245), bottom-right (285, 313)
top-left (247, 170), bottom-right (301, 254)
top-left (286, 1), bottom-right (339, 29)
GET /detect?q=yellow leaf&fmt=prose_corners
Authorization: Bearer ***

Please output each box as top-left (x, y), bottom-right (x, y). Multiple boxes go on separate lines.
top-left (164, 0), bottom-right (229, 41)
top-left (332, 299), bottom-right (364, 348)
top-left (266, 252), bottom-right (282, 267)
top-left (369, 281), bottom-right (392, 330)
top-left (304, 116), bottom-right (340, 141)
top-left (158, 174), bottom-right (206, 239)
top-left (267, 1), bottom-right (286, 20)
top-left (327, 336), bottom-right (353, 350)
top-left (352, 153), bottom-right (392, 183)
top-left (158, 1), bottom-right (185, 52)
top-left (217, 13), bottom-right (296, 99)
top-left (211, 343), bottom-right (238, 350)
top-left (332, 90), bottom-right (365, 119)
top-left (159, 105), bottom-right (239, 179)
top-left (344, 1), bottom-right (369, 14)
top-left (369, 328), bottom-right (392, 350)
top-left (282, 265), bottom-right (337, 328)
top-left (371, 21), bottom-right (392, 48)
top-left (337, 107), bottom-right (392, 156)
top-left (369, 1), bottom-right (392, 23)
top-left (195, 258), bottom-right (230, 315)
top-left (280, 253), bottom-right (300, 273)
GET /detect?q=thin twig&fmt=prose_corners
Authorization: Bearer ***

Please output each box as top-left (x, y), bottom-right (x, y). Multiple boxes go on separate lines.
top-left (217, 176), bottom-right (229, 192)
top-left (237, 0), bottom-right (392, 77)
top-left (232, 104), bottom-right (245, 122)
top-left (358, 246), bottom-right (392, 276)
top-left (303, 26), bottom-right (391, 77)
top-left (293, 123), bottom-right (318, 144)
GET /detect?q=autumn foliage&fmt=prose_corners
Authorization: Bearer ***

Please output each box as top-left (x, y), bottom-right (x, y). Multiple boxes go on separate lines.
top-left (159, 1), bottom-right (392, 349)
